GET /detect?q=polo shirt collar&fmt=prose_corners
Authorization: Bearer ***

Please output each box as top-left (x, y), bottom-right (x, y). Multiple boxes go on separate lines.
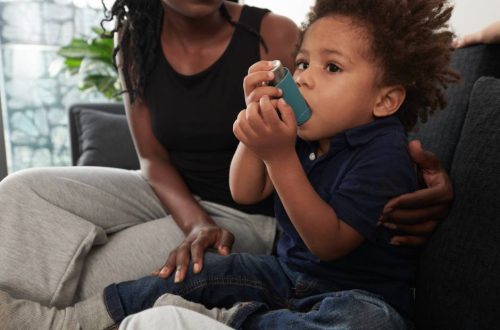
top-left (333, 115), bottom-right (404, 148)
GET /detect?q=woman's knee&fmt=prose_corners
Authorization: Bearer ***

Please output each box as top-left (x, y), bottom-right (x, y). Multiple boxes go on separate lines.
top-left (1, 167), bottom-right (57, 190)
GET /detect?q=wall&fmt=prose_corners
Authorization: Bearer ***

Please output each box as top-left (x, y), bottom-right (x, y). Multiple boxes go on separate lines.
top-left (243, 0), bottom-right (500, 36)
top-left (451, 0), bottom-right (500, 37)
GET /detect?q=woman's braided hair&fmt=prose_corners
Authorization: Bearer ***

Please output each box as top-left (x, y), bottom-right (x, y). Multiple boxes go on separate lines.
top-left (102, 0), bottom-right (267, 103)
top-left (303, 0), bottom-right (460, 131)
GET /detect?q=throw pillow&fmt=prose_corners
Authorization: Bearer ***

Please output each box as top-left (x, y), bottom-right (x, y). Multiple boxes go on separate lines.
top-left (75, 108), bottom-right (140, 169)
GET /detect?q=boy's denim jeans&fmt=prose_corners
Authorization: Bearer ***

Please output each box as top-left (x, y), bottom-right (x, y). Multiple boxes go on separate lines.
top-left (104, 253), bottom-right (407, 329)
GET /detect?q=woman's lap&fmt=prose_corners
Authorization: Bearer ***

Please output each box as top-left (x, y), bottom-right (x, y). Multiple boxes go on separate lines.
top-left (0, 166), bottom-right (276, 307)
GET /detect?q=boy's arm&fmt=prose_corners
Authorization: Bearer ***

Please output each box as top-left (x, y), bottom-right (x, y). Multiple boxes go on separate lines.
top-left (238, 97), bottom-right (364, 261)
top-left (229, 141), bottom-right (274, 204)
top-left (266, 154), bottom-right (364, 261)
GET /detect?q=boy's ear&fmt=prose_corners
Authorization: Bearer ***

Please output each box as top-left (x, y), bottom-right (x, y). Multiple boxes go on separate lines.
top-left (373, 85), bottom-right (406, 118)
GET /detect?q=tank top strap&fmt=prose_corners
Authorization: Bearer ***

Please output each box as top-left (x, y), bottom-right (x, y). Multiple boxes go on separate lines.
top-left (238, 5), bottom-right (270, 31)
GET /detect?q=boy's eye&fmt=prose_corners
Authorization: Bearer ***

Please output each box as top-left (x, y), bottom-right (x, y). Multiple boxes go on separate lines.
top-left (296, 61), bottom-right (308, 70)
top-left (326, 63), bottom-right (341, 73)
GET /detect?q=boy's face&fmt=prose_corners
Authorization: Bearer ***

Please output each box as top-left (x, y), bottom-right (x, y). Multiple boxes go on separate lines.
top-left (294, 16), bottom-right (384, 142)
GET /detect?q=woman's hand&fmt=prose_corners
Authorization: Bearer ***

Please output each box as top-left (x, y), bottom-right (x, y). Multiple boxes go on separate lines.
top-left (453, 21), bottom-right (500, 48)
top-left (154, 224), bottom-right (234, 283)
top-left (379, 140), bottom-right (454, 245)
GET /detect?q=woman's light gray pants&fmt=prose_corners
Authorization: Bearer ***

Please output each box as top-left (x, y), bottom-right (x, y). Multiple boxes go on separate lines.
top-left (0, 167), bottom-right (276, 308)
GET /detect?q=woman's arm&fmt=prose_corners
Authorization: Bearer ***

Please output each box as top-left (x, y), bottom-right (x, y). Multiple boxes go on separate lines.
top-left (260, 12), bottom-right (300, 68)
top-left (114, 33), bottom-right (233, 282)
top-left (453, 20), bottom-right (500, 48)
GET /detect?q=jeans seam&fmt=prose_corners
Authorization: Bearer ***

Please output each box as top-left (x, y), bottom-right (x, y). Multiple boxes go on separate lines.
top-left (173, 276), bottom-right (286, 308)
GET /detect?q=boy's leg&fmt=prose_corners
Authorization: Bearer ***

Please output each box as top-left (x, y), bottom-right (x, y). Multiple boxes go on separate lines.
top-left (103, 253), bottom-right (292, 325)
top-left (76, 200), bottom-right (276, 301)
top-left (243, 289), bottom-right (407, 330)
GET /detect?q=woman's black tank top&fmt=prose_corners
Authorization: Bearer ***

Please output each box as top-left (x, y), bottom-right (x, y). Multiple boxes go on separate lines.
top-left (144, 5), bottom-right (274, 216)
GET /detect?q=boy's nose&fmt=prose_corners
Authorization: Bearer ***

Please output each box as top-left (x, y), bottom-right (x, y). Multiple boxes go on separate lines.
top-left (294, 72), bottom-right (313, 88)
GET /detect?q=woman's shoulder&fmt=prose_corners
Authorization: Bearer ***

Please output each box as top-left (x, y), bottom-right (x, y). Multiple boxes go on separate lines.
top-left (260, 11), bottom-right (300, 68)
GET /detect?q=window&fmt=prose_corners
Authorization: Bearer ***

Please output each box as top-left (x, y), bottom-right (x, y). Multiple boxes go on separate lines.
top-left (0, 0), bottom-right (111, 173)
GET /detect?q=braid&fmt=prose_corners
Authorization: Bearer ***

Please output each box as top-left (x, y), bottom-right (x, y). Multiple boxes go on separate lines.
top-left (101, 0), bottom-right (162, 103)
top-left (219, 4), bottom-right (269, 53)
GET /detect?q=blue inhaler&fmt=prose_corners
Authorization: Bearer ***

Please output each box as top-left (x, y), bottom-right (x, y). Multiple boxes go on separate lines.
top-left (269, 60), bottom-right (311, 125)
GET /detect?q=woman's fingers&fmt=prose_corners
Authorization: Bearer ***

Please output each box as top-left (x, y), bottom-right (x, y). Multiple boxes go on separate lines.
top-left (382, 219), bottom-right (439, 235)
top-left (190, 231), bottom-right (216, 274)
top-left (216, 229), bottom-right (234, 256)
top-left (452, 32), bottom-right (482, 48)
top-left (381, 203), bottom-right (449, 225)
top-left (158, 243), bottom-right (191, 283)
top-left (172, 244), bottom-right (191, 283)
top-left (158, 250), bottom-right (177, 279)
top-left (389, 235), bottom-right (427, 246)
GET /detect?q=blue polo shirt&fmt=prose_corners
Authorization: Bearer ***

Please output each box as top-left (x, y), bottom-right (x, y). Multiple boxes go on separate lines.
top-left (274, 115), bottom-right (419, 318)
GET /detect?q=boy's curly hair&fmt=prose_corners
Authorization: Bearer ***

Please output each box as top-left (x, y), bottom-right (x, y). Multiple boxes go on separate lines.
top-left (303, 0), bottom-right (459, 131)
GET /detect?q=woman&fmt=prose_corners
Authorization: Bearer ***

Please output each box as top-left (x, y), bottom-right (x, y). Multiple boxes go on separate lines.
top-left (0, 0), bottom-right (451, 320)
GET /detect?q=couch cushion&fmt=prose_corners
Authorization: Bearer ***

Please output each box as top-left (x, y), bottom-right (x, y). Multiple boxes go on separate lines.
top-left (415, 77), bottom-right (500, 329)
top-left (74, 108), bottom-right (139, 169)
top-left (409, 44), bottom-right (500, 172)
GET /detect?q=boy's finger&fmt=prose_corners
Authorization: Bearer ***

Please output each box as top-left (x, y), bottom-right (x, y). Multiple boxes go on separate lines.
top-left (259, 95), bottom-right (280, 124)
top-left (247, 60), bottom-right (275, 74)
top-left (243, 71), bottom-right (275, 99)
top-left (246, 86), bottom-right (282, 104)
top-left (276, 98), bottom-right (297, 127)
top-left (238, 105), bottom-right (260, 139)
top-left (246, 101), bottom-right (267, 131)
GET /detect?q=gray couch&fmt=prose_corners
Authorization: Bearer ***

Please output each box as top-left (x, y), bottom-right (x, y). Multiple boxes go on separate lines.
top-left (68, 44), bottom-right (500, 329)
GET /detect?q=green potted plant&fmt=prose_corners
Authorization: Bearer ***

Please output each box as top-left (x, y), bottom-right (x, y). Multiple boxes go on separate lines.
top-left (56, 27), bottom-right (121, 101)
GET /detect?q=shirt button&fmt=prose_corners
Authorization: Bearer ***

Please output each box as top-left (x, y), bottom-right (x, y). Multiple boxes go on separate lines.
top-left (309, 152), bottom-right (316, 161)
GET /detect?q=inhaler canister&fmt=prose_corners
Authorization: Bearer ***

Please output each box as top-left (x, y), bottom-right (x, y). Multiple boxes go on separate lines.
top-left (269, 60), bottom-right (311, 125)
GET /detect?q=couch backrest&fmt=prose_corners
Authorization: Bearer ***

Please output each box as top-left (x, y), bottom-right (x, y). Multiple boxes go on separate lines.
top-left (414, 45), bottom-right (500, 329)
top-left (409, 44), bottom-right (500, 172)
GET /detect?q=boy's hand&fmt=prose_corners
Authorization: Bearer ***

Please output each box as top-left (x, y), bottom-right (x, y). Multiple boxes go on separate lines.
top-left (379, 140), bottom-right (453, 245)
top-left (234, 96), bottom-right (296, 163)
top-left (243, 61), bottom-right (283, 105)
